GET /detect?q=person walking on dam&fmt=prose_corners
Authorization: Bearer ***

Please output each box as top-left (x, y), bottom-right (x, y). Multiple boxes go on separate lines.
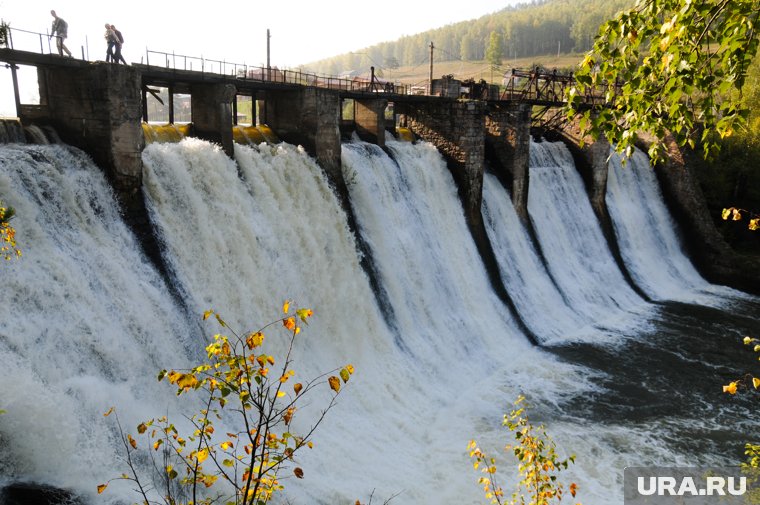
top-left (49, 10), bottom-right (72, 57)
top-left (104, 23), bottom-right (118, 62)
top-left (111, 24), bottom-right (127, 64)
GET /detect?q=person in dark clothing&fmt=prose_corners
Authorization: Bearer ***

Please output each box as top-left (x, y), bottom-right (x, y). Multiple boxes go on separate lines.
top-left (49, 10), bottom-right (72, 57)
top-left (104, 23), bottom-right (117, 62)
top-left (111, 25), bottom-right (127, 65)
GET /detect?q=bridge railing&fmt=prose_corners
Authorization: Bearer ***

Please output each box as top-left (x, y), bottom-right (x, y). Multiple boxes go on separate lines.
top-left (2, 24), bottom-right (613, 107)
top-left (3, 26), bottom-right (59, 57)
top-left (144, 49), bottom-right (412, 95)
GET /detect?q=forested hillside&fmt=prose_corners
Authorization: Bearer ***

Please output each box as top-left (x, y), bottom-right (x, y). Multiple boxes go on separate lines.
top-left (307, 0), bottom-right (633, 76)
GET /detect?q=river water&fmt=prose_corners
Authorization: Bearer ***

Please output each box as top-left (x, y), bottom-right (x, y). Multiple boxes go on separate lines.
top-left (0, 136), bottom-right (757, 504)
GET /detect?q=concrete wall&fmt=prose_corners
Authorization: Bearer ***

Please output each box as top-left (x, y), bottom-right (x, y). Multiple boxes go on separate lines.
top-left (191, 83), bottom-right (236, 157)
top-left (354, 98), bottom-right (388, 147)
top-left (34, 63), bottom-right (144, 198)
top-left (485, 102), bottom-right (532, 221)
top-left (399, 100), bottom-right (486, 223)
top-left (264, 87), bottom-right (343, 189)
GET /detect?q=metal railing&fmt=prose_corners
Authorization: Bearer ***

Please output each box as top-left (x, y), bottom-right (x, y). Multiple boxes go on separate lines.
top-left (2, 24), bottom-right (618, 106)
top-left (4, 25), bottom-right (56, 56)
top-left (2, 24), bottom-right (88, 60)
top-left (143, 49), bottom-right (413, 95)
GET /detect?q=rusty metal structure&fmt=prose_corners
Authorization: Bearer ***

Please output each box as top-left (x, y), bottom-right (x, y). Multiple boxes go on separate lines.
top-left (501, 66), bottom-right (619, 106)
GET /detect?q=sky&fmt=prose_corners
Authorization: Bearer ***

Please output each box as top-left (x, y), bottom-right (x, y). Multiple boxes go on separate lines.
top-left (0, 0), bottom-right (521, 116)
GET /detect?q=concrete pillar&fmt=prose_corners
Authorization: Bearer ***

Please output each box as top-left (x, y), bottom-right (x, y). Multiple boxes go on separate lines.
top-left (587, 132), bottom-right (610, 220)
top-left (354, 98), bottom-right (388, 147)
top-left (400, 100), bottom-right (486, 223)
top-left (398, 99), bottom-right (537, 344)
top-left (264, 87), bottom-right (343, 188)
top-left (191, 83), bottom-right (236, 157)
top-left (35, 63), bottom-right (144, 198)
top-left (32, 62), bottom-right (170, 277)
top-left (485, 102), bottom-right (532, 221)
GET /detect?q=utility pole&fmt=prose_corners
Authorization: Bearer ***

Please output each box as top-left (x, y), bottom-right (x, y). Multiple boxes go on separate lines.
top-left (428, 41), bottom-right (434, 95)
top-left (266, 29), bottom-right (271, 81)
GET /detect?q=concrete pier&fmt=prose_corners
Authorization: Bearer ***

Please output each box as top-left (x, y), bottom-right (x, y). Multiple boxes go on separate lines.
top-left (485, 102), bottom-right (532, 221)
top-left (398, 99), bottom-right (486, 224)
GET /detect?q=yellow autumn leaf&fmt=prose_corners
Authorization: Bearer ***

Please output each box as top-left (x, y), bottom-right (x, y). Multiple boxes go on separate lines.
top-left (128, 434), bottom-right (137, 449)
top-left (283, 317), bottom-right (296, 331)
top-left (753, 377), bottom-right (760, 390)
top-left (732, 209), bottom-right (742, 221)
top-left (103, 407), bottom-right (114, 417)
top-left (723, 382), bottom-right (738, 395)
top-left (296, 308), bottom-right (314, 322)
top-left (745, 336), bottom-right (753, 345)
top-left (203, 310), bottom-right (214, 320)
top-left (246, 331), bottom-right (264, 349)
top-left (346, 364), bottom-right (355, 375)
top-left (220, 441), bottom-right (234, 450)
top-left (294, 383), bottom-right (303, 395)
top-left (340, 368), bottom-right (350, 383)
top-left (97, 483), bottom-right (108, 494)
top-left (276, 391), bottom-right (286, 398)
top-left (328, 376), bottom-right (341, 393)
top-left (196, 448), bottom-right (209, 463)
top-left (284, 407), bottom-right (295, 425)
top-left (177, 374), bottom-right (198, 389)
top-left (722, 208), bottom-right (732, 220)
top-left (282, 300), bottom-right (290, 314)
top-left (750, 218), bottom-right (759, 231)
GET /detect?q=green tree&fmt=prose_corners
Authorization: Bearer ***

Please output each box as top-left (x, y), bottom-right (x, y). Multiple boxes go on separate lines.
top-left (384, 56), bottom-right (400, 71)
top-left (566, 0), bottom-right (760, 164)
top-left (486, 31), bottom-right (504, 69)
top-left (461, 34), bottom-right (476, 61)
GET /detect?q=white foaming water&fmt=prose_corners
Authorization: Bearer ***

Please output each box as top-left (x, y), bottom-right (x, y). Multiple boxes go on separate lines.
top-left (339, 137), bottom-right (625, 503)
top-left (141, 138), bottom-right (569, 504)
top-left (1, 136), bottom-right (755, 505)
top-left (0, 144), bottom-right (196, 501)
top-left (483, 172), bottom-right (596, 343)
top-left (527, 140), bottom-right (651, 334)
top-left (341, 138), bottom-right (526, 365)
top-left (605, 148), bottom-right (743, 304)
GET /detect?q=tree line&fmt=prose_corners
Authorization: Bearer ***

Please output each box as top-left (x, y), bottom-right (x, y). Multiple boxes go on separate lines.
top-left (306, 0), bottom-right (633, 75)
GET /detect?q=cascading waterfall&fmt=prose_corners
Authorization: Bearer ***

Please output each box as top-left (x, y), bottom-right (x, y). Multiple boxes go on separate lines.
top-left (0, 144), bottom-right (197, 497)
top-left (483, 171), bottom-right (595, 343)
top-left (0, 134), bottom-right (758, 505)
top-left (605, 147), bottom-right (745, 305)
top-left (524, 140), bottom-right (653, 338)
